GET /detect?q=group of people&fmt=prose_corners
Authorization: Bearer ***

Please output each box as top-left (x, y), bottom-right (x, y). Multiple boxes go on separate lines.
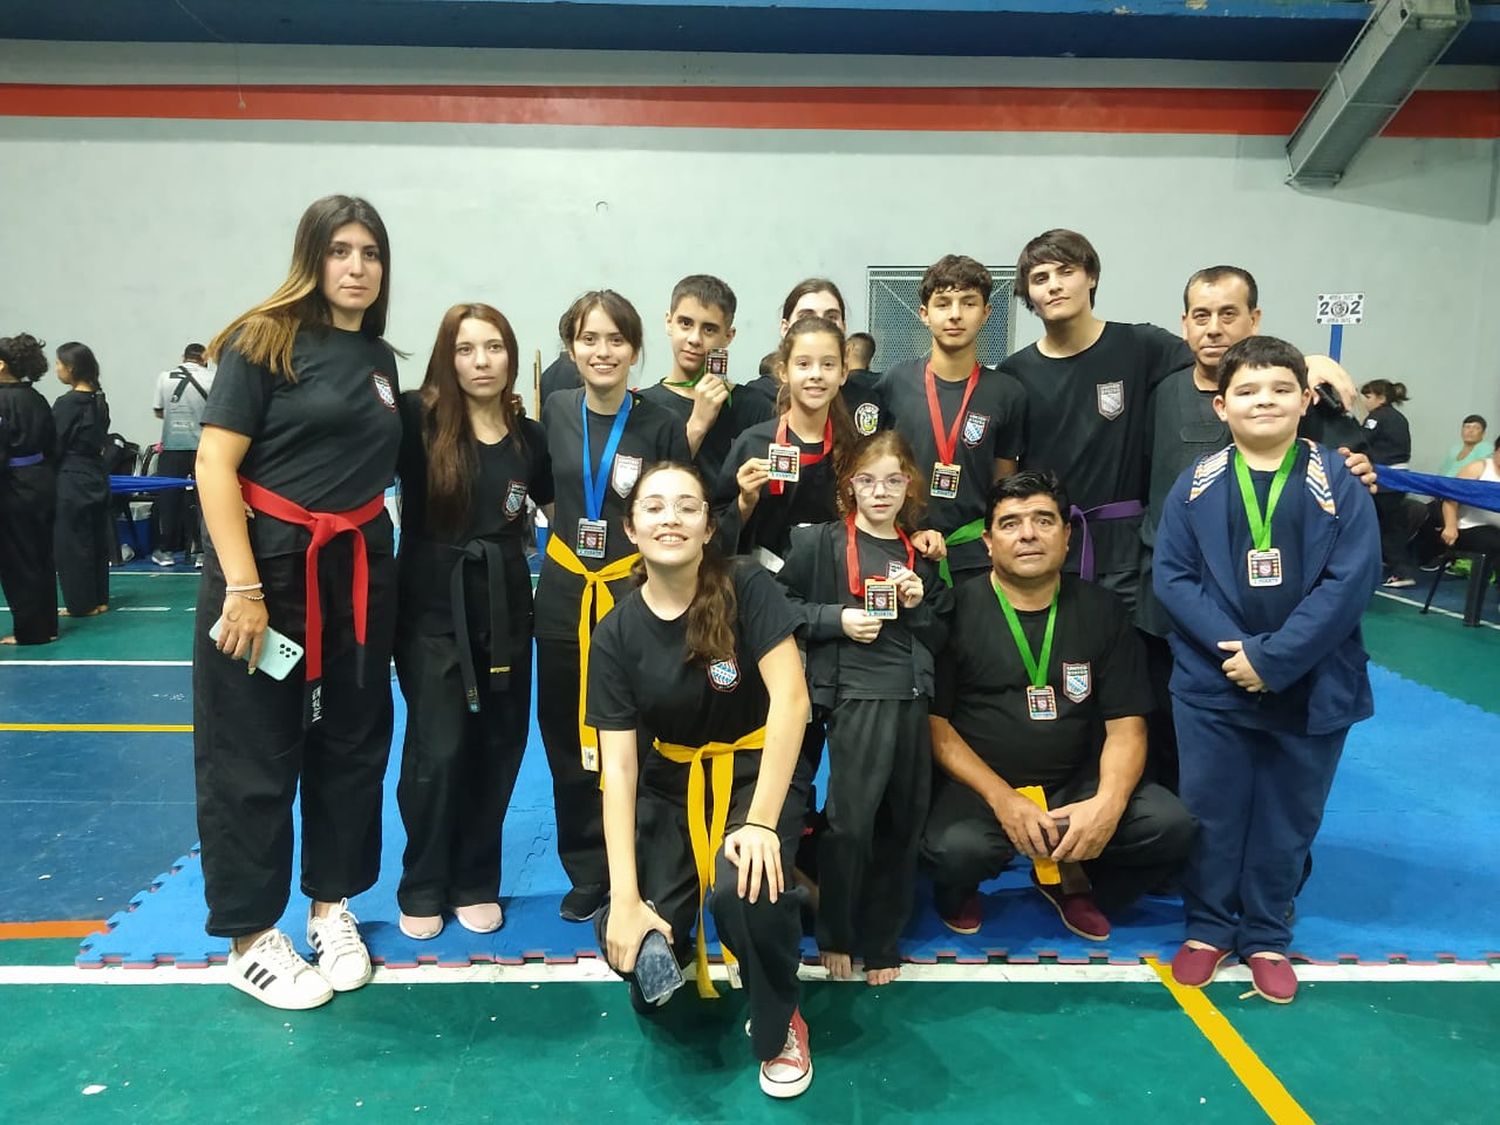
top-left (45, 193), bottom-right (1397, 1101)
top-left (0, 336), bottom-right (115, 643)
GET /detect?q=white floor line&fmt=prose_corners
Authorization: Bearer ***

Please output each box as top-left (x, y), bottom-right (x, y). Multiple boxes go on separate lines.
top-left (112, 607), bottom-right (173, 613)
top-left (1374, 589), bottom-right (1500, 631)
top-left (0, 660), bottom-right (191, 667)
top-left (1, 961), bottom-right (1494, 987)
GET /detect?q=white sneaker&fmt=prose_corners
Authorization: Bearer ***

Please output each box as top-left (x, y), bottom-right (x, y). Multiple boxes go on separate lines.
top-left (227, 929), bottom-right (333, 1010)
top-left (306, 899), bottom-right (373, 991)
top-left (150, 550), bottom-right (175, 567)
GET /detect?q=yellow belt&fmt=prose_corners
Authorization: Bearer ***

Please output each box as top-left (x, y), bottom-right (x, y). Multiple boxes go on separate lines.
top-left (654, 726), bottom-right (766, 999)
top-left (1017, 785), bottom-right (1061, 885)
top-left (545, 533), bottom-right (640, 770)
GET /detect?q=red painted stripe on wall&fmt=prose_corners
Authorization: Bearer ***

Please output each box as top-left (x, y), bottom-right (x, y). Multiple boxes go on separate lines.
top-left (0, 84), bottom-right (1494, 137)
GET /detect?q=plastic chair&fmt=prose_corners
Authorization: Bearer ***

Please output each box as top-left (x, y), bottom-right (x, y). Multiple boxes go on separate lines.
top-left (1421, 549), bottom-right (1492, 627)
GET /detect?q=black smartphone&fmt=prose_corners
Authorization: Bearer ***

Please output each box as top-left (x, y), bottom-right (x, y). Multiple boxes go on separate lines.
top-left (1046, 815), bottom-right (1071, 852)
top-left (635, 929), bottom-right (683, 1005)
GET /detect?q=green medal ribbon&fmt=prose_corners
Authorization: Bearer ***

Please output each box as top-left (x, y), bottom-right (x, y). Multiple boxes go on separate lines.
top-left (1233, 444), bottom-right (1298, 551)
top-left (991, 577), bottom-right (1058, 689)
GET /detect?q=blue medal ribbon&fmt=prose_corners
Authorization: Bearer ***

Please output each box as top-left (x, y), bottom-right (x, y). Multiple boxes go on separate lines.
top-left (581, 391), bottom-right (633, 521)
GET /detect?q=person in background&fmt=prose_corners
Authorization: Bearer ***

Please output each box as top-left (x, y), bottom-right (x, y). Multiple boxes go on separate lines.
top-left (1440, 437), bottom-right (1500, 575)
top-left (1360, 380), bottom-right (1418, 588)
top-left (152, 343), bottom-right (216, 567)
top-left (538, 307), bottom-right (582, 408)
top-left (52, 341), bottom-right (111, 617)
top-left (0, 331), bottom-right (58, 645)
top-left (1439, 415), bottom-right (1488, 477)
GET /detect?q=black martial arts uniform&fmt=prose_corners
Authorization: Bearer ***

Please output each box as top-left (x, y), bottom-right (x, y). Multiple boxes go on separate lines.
top-left (393, 392), bottom-right (553, 916)
top-left (779, 518), bottom-right (949, 971)
top-left (713, 415), bottom-right (841, 566)
top-left (1362, 402), bottom-right (1416, 579)
top-left (0, 381), bottom-right (58, 643)
top-left (587, 560), bottom-right (808, 1063)
top-left (535, 388), bottom-right (688, 893)
top-left (192, 326), bottom-right (402, 938)
top-left (52, 388), bottom-right (111, 615)
top-left (638, 379), bottom-right (773, 487)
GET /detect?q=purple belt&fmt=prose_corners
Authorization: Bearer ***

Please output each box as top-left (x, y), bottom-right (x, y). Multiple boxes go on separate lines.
top-left (6, 452), bottom-right (44, 468)
top-left (1068, 499), bottom-right (1145, 581)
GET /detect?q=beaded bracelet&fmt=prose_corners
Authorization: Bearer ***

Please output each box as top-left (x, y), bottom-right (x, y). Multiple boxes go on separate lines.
top-left (228, 590), bottom-right (266, 602)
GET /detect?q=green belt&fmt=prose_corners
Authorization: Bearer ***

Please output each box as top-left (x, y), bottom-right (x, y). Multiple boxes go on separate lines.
top-left (938, 518), bottom-right (986, 587)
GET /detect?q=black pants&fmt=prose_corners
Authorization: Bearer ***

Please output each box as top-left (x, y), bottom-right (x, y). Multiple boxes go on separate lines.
top-left (1374, 490), bottom-right (1421, 579)
top-left (393, 629), bottom-right (530, 915)
top-left (597, 755), bottom-right (810, 1063)
top-left (922, 773), bottom-right (1196, 915)
top-left (153, 448), bottom-right (199, 553)
top-left (193, 541), bottom-right (396, 938)
top-left (536, 638), bottom-right (608, 890)
top-left (1453, 524), bottom-right (1500, 571)
top-left (0, 466), bottom-right (58, 643)
top-left (55, 466), bottom-right (110, 615)
top-left (816, 697), bottom-right (931, 970)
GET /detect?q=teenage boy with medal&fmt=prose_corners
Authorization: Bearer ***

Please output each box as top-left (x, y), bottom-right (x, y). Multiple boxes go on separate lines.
top-left (922, 471), bottom-right (1195, 941)
top-left (879, 255), bottom-right (1025, 586)
top-left (1153, 336), bottom-right (1380, 1004)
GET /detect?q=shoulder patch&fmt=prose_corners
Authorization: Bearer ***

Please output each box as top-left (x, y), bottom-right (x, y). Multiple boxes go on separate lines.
top-left (1187, 445), bottom-right (1232, 502)
top-left (1304, 440), bottom-right (1337, 516)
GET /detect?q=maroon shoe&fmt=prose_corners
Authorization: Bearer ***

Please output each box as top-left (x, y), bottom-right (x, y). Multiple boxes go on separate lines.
top-left (1170, 942), bottom-right (1231, 987)
top-left (1248, 954), bottom-right (1298, 1004)
top-left (1032, 877), bottom-right (1111, 941)
top-left (939, 893), bottom-right (983, 935)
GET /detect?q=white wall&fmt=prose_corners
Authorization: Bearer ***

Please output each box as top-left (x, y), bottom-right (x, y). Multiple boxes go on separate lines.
top-left (1, 41), bottom-right (1495, 467)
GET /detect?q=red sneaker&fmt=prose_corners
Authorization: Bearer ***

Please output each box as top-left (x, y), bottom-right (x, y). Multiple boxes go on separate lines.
top-left (939, 892), bottom-right (983, 935)
top-left (759, 1009), bottom-right (813, 1098)
top-left (1170, 942), bottom-right (1232, 987)
top-left (1248, 954), bottom-right (1298, 1004)
top-left (1032, 877), bottom-right (1111, 941)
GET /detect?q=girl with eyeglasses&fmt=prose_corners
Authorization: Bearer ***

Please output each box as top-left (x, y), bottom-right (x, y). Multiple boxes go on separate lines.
top-left (778, 430), bottom-right (949, 985)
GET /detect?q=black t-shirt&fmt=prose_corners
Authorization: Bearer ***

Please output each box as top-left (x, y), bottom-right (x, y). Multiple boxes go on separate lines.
top-left (638, 380), bottom-right (775, 486)
top-left (0, 383), bottom-right (57, 462)
top-left (533, 387), bottom-right (690, 641)
top-left (396, 391), bottom-right (554, 632)
top-left (715, 417), bottom-right (840, 560)
top-left (1363, 404), bottom-right (1411, 467)
top-left (586, 560), bottom-right (798, 789)
top-left (843, 369), bottom-right (887, 438)
top-left (933, 573), bottom-right (1149, 789)
top-left (539, 354), bottom-right (582, 407)
top-left (53, 389), bottom-right (110, 468)
top-left (837, 529), bottom-right (917, 699)
top-left (740, 375), bottom-right (780, 415)
top-left (203, 327), bottom-right (402, 558)
top-left (880, 357), bottom-right (1026, 572)
top-left (1002, 322), bottom-right (1191, 576)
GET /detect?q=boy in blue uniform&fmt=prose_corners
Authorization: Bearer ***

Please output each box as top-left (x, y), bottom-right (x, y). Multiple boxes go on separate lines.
top-left (1153, 336), bottom-right (1380, 1003)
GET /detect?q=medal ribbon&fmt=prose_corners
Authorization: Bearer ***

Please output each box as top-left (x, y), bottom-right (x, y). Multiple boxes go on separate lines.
top-left (581, 391), bottom-right (632, 522)
top-left (844, 514), bottom-right (914, 597)
top-left (1233, 444), bottom-right (1298, 551)
top-left (769, 415), bottom-right (833, 496)
top-left (924, 360), bottom-right (981, 466)
top-left (991, 577), bottom-right (1058, 689)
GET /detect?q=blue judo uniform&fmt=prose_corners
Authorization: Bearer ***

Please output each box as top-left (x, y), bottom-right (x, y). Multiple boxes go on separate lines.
top-left (1153, 440), bottom-right (1380, 955)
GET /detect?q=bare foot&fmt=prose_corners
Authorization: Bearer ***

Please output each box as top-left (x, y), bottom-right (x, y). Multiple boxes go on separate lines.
top-left (820, 951), bottom-right (852, 980)
top-left (94, 604), bottom-right (109, 615)
top-left (865, 966), bottom-right (900, 986)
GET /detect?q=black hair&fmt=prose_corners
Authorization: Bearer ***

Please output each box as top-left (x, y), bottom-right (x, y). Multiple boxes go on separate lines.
top-left (1015, 229), bottom-right (1101, 312)
top-left (670, 274), bottom-right (737, 324)
top-left (56, 341), bottom-right (102, 389)
top-left (985, 469), bottom-right (1070, 528)
top-left (1183, 266), bottom-right (1259, 312)
top-left (1462, 414), bottom-right (1486, 430)
top-left (919, 254), bottom-right (992, 305)
top-left (758, 351), bottom-right (778, 378)
top-left (0, 332), bottom-right (48, 382)
top-left (1360, 378), bottom-right (1409, 406)
top-left (846, 331), bottom-right (876, 367)
top-left (183, 343), bottom-right (206, 362)
top-left (1217, 336), bottom-right (1309, 395)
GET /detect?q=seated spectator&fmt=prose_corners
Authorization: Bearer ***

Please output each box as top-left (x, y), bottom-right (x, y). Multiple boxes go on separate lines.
top-left (1441, 438), bottom-right (1500, 572)
top-left (921, 470), bottom-right (1195, 942)
top-left (1439, 414), bottom-right (1488, 477)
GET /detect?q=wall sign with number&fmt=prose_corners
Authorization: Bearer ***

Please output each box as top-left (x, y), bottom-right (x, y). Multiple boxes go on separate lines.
top-left (1315, 293), bottom-right (1364, 325)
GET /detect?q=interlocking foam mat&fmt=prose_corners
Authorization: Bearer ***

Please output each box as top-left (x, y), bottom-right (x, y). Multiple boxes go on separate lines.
top-left (78, 665), bottom-right (1499, 968)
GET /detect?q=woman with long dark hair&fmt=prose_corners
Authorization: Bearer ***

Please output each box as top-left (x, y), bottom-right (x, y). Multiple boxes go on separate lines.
top-left (52, 341), bottom-right (111, 617)
top-left (195, 194), bottom-right (403, 1010)
top-left (589, 461), bottom-right (815, 1099)
top-left (392, 303), bottom-right (552, 939)
top-left (0, 332), bottom-right (58, 645)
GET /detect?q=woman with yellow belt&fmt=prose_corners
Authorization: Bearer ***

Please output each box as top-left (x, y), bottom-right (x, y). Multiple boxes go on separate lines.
top-left (534, 291), bottom-right (687, 923)
top-left (588, 462), bottom-right (815, 1100)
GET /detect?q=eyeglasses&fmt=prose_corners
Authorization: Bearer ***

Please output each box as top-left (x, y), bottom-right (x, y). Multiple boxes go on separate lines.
top-left (633, 497), bottom-right (708, 518)
top-left (851, 473), bottom-right (911, 494)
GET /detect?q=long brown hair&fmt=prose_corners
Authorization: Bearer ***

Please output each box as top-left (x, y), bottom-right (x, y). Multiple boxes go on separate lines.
top-left (775, 315), bottom-right (858, 484)
top-left (625, 462), bottom-right (738, 666)
top-left (420, 303), bottom-right (524, 536)
top-left (836, 430), bottom-right (928, 529)
top-left (208, 195), bottom-right (393, 380)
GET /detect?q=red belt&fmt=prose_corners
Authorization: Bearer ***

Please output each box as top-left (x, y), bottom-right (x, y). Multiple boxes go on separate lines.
top-left (240, 478), bottom-right (386, 692)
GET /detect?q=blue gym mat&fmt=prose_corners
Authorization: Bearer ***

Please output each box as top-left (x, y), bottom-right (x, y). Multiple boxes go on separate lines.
top-left (77, 664), bottom-right (1500, 968)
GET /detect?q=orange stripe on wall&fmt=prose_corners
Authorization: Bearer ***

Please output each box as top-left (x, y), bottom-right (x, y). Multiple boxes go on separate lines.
top-left (0, 920), bottom-right (108, 940)
top-left (0, 83), bottom-right (1495, 137)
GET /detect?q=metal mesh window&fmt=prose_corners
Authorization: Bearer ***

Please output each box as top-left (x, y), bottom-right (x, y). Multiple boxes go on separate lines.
top-left (865, 266), bottom-right (1016, 370)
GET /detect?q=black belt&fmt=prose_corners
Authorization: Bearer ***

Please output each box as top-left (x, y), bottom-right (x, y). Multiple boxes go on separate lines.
top-left (441, 537), bottom-right (520, 712)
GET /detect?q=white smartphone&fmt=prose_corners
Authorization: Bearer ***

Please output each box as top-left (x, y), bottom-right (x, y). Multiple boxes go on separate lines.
top-left (208, 618), bottom-right (305, 681)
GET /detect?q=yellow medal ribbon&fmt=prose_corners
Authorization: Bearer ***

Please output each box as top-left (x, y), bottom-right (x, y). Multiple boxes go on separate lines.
top-left (653, 726), bottom-right (767, 999)
top-left (545, 533), bottom-right (640, 768)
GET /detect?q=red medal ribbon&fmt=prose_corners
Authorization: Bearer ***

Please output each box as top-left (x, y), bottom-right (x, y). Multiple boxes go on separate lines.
top-left (925, 361), bottom-right (981, 466)
top-left (844, 513), bottom-right (915, 597)
top-left (769, 415), bottom-right (834, 496)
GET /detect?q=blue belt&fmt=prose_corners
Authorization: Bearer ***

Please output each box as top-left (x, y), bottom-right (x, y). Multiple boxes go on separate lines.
top-left (6, 452), bottom-right (44, 468)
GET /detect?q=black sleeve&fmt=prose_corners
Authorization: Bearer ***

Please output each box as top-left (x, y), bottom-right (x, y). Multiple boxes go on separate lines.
top-left (1140, 324), bottom-right (1195, 390)
top-left (395, 392), bottom-right (426, 495)
top-left (776, 524), bottom-right (845, 641)
top-left (735, 560), bottom-right (798, 661)
top-left (932, 628), bottom-right (959, 720)
top-left (584, 609), bottom-right (639, 732)
top-left (201, 345), bottom-right (274, 439)
top-left (98, 394), bottom-right (111, 437)
top-left (904, 552), bottom-right (952, 653)
top-left (991, 373), bottom-right (1026, 461)
top-left (660, 411), bottom-right (691, 463)
top-left (523, 418), bottom-right (555, 507)
top-left (1093, 591), bottom-right (1152, 719)
top-left (51, 395), bottom-right (76, 458)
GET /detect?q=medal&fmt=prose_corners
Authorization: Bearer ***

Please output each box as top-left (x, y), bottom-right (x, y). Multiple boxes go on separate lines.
top-left (1234, 445), bottom-right (1298, 592)
top-left (924, 360), bottom-right (981, 503)
top-left (767, 442), bottom-right (801, 482)
top-left (864, 580), bottom-right (898, 619)
top-left (1247, 547), bottom-right (1283, 587)
top-left (576, 518), bottom-right (608, 560)
top-left (930, 462), bottom-right (961, 499)
top-left (844, 514), bottom-right (914, 618)
top-left (990, 576), bottom-right (1061, 722)
top-left (1026, 685), bottom-right (1058, 721)
top-left (768, 417), bottom-right (832, 496)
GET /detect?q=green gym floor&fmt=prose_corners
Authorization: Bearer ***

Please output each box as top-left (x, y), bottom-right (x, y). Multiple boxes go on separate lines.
top-left (2, 578), bottom-right (1497, 1124)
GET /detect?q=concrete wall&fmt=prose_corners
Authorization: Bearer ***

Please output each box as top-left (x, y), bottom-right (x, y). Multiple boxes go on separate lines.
top-left (1, 42), bottom-right (1495, 469)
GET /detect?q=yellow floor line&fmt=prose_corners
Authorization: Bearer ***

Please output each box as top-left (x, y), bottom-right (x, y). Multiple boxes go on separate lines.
top-left (0, 723), bottom-right (192, 733)
top-left (1146, 956), bottom-right (1314, 1124)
